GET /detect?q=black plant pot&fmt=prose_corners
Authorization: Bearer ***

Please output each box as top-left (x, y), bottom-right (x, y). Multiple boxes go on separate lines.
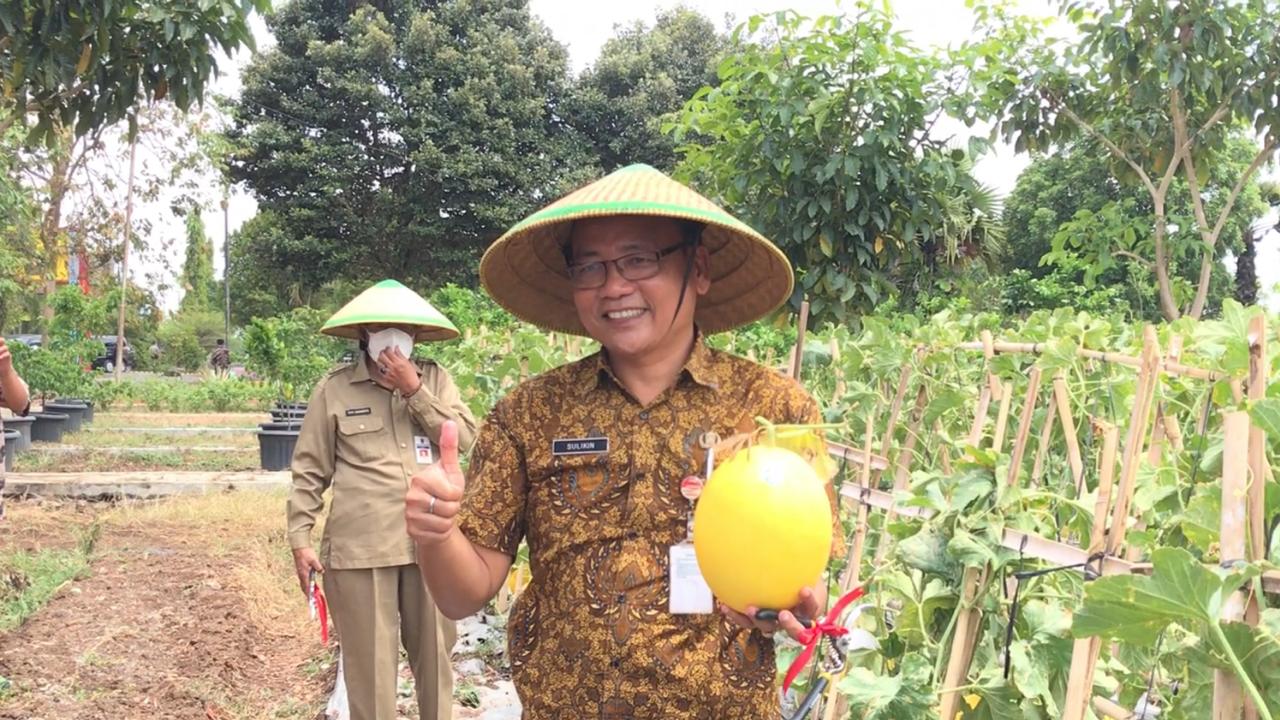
top-left (269, 408), bottom-right (308, 423)
top-left (4, 415), bottom-right (34, 451)
top-left (30, 412), bottom-right (69, 443)
top-left (61, 398), bottom-right (94, 423)
top-left (43, 401), bottom-right (88, 433)
top-left (257, 428), bottom-right (300, 471)
top-left (3, 429), bottom-right (19, 472)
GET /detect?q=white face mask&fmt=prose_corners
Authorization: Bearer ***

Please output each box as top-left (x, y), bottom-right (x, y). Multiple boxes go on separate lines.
top-left (366, 328), bottom-right (414, 361)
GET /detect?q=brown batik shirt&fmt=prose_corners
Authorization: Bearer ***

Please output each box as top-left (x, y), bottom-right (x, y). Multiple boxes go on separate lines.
top-left (458, 337), bottom-right (839, 719)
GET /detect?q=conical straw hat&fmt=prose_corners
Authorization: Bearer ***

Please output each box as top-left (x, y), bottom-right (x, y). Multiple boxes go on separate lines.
top-left (321, 279), bottom-right (459, 342)
top-left (479, 164), bottom-right (793, 335)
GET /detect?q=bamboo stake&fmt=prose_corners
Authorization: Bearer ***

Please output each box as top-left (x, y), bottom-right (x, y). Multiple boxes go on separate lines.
top-left (1092, 696), bottom-right (1135, 719)
top-left (967, 331), bottom-right (996, 448)
top-left (828, 408), bottom-right (879, 720)
top-left (790, 299), bottom-right (810, 380)
top-left (1031, 398), bottom-right (1058, 485)
top-left (842, 410), bottom-right (877, 592)
top-left (874, 386), bottom-right (928, 566)
top-left (1052, 374), bottom-right (1086, 497)
top-left (1063, 422), bottom-right (1120, 720)
top-left (956, 341), bottom-right (1222, 382)
top-left (831, 337), bottom-right (846, 399)
top-left (935, 420), bottom-right (953, 476)
top-left (992, 380), bottom-right (1014, 454)
top-left (1214, 411), bottom-right (1250, 719)
top-left (938, 566), bottom-right (987, 719)
top-left (1247, 315), bottom-right (1268, 564)
top-left (1006, 367), bottom-right (1042, 487)
top-left (1105, 327), bottom-right (1162, 557)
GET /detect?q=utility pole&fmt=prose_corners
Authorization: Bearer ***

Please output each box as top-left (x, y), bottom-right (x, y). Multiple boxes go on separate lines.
top-left (113, 122), bottom-right (139, 382)
top-left (222, 194), bottom-right (230, 343)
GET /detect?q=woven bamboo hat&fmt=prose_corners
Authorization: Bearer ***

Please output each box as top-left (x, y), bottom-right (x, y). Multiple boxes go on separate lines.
top-left (320, 279), bottom-right (459, 342)
top-left (479, 164), bottom-right (793, 335)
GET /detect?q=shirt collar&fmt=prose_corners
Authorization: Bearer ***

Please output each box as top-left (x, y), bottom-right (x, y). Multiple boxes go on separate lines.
top-left (578, 328), bottom-right (720, 397)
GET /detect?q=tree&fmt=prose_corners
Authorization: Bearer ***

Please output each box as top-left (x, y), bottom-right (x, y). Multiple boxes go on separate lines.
top-left (1235, 180), bottom-right (1280, 306)
top-left (1002, 134), bottom-right (1265, 318)
top-left (179, 208), bottom-right (215, 312)
top-left (970, 0), bottom-right (1280, 320)
top-left (226, 0), bottom-right (594, 300)
top-left (0, 0), bottom-right (268, 143)
top-left (0, 125), bottom-right (39, 329)
top-left (566, 6), bottom-right (727, 174)
top-left (669, 5), bottom-right (1003, 325)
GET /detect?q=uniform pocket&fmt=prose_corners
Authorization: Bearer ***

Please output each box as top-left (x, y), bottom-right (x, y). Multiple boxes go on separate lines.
top-left (335, 416), bottom-right (386, 466)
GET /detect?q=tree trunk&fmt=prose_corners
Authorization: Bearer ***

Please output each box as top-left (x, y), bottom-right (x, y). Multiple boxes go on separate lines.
top-left (37, 128), bottom-right (73, 343)
top-left (1235, 227), bottom-right (1258, 306)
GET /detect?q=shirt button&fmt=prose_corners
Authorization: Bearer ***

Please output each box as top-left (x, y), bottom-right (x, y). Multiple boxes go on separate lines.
top-left (610, 658), bottom-right (621, 669)
top-left (616, 593), bottom-right (626, 604)
top-left (400, 443), bottom-right (407, 448)
top-left (359, 424), bottom-right (366, 430)
top-left (638, 411), bottom-right (650, 420)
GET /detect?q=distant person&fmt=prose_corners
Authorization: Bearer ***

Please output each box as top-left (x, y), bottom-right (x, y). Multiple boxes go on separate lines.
top-left (209, 339), bottom-right (230, 377)
top-left (0, 336), bottom-right (31, 519)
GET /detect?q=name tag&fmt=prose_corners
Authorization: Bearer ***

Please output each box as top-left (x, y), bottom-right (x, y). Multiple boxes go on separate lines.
top-left (669, 542), bottom-right (713, 614)
top-left (551, 437), bottom-right (609, 456)
top-left (414, 435), bottom-right (433, 464)
top-left (345, 407), bottom-right (372, 417)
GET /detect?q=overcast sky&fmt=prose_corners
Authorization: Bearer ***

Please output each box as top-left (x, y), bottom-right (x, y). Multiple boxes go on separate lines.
top-left (127, 0), bottom-right (1275, 312)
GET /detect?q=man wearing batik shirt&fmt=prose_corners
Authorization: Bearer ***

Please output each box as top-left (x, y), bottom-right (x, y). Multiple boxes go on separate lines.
top-left (405, 165), bottom-right (841, 718)
top-left (0, 336), bottom-right (31, 518)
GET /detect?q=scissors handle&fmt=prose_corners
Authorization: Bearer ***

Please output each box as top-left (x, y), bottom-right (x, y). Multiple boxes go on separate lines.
top-left (754, 609), bottom-right (814, 628)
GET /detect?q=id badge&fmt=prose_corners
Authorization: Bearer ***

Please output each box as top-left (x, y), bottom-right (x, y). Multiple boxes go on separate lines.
top-left (669, 542), bottom-right (713, 614)
top-left (414, 435), bottom-right (433, 464)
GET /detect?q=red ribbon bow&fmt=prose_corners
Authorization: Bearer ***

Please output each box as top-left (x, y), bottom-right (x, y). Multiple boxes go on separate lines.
top-left (781, 585), bottom-right (866, 692)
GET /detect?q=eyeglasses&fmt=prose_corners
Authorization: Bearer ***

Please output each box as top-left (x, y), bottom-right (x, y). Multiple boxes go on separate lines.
top-left (566, 240), bottom-right (692, 290)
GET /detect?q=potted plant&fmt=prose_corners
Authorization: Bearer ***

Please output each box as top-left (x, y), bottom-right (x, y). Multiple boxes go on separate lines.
top-left (13, 344), bottom-right (90, 442)
top-left (243, 309), bottom-right (342, 471)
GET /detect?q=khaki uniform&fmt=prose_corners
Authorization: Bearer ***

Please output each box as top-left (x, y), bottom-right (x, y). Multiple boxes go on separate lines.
top-left (289, 357), bottom-right (477, 720)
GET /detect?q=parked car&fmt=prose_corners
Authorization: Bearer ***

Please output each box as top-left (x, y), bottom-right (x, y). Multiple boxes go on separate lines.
top-left (91, 335), bottom-right (135, 372)
top-left (8, 334), bottom-right (42, 349)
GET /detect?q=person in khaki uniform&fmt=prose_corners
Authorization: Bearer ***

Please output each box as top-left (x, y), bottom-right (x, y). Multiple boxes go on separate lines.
top-left (288, 279), bottom-right (477, 720)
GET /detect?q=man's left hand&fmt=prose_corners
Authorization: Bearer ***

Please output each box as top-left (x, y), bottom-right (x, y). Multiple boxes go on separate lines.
top-left (378, 346), bottom-right (422, 396)
top-left (720, 586), bottom-right (822, 642)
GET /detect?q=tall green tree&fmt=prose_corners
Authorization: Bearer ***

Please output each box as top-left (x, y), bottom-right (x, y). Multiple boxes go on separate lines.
top-left (0, 125), bottom-right (39, 329)
top-left (1003, 134), bottom-right (1265, 318)
top-left (179, 208), bottom-right (215, 312)
top-left (226, 0), bottom-right (593, 302)
top-left (970, 0), bottom-right (1280, 320)
top-left (0, 0), bottom-right (268, 143)
top-left (670, 5), bottom-right (1003, 324)
top-left (566, 6), bottom-right (727, 173)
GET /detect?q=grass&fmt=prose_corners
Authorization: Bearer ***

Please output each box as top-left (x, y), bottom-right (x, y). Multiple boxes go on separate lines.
top-left (0, 521), bottom-right (98, 632)
top-left (63, 428), bottom-right (258, 450)
top-left (90, 411), bottom-right (268, 430)
top-left (14, 447), bottom-right (260, 473)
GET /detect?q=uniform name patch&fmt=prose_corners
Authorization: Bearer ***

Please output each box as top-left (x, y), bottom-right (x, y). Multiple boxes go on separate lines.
top-left (345, 407), bottom-right (372, 417)
top-left (551, 438), bottom-right (609, 455)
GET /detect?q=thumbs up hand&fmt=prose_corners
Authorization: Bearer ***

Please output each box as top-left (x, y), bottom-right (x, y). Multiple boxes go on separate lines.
top-left (406, 420), bottom-right (467, 546)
